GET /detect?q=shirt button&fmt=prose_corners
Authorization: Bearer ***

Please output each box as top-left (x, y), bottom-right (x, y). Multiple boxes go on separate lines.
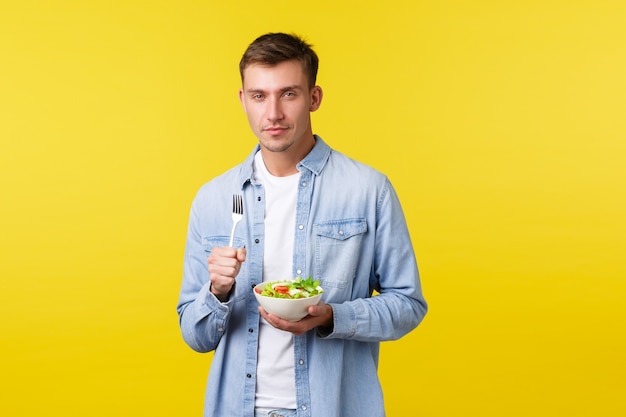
top-left (257, 196), bottom-right (261, 201)
top-left (338, 230), bottom-right (344, 235)
top-left (300, 405), bottom-right (307, 411)
top-left (301, 181), bottom-right (307, 187)
top-left (296, 269), bottom-right (302, 275)
top-left (298, 224), bottom-right (304, 230)
top-left (255, 238), bottom-right (260, 243)
top-left (298, 359), bottom-right (304, 365)
top-left (217, 327), bottom-right (223, 332)
top-left (248, 328), bottom-right (254, 333)
top-left (246, 373), bottom-right (252, 378)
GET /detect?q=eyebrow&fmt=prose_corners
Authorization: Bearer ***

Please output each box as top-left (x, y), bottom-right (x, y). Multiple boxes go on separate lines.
top-left (245, 85), bottom-right (304, 94)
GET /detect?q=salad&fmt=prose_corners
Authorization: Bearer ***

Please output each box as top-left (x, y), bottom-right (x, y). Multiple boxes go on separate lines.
top-left (255, 276), bottom-right (324, 299)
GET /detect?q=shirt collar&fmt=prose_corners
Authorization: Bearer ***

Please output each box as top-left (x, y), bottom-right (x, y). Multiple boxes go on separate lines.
top-left (237, 135), bottom-right (331, 188)
top-left (298, 135), bottom-right (331, 176)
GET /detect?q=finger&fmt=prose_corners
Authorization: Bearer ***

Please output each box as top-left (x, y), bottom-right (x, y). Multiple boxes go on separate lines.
top-left (308, 303), bottom-right (328, 317)
top-left (212, 246), bottom-right (238, 258)
top-left (209, 254), bottom-right (240, 269)
top-left (307, 305), bottom-right (320, 317)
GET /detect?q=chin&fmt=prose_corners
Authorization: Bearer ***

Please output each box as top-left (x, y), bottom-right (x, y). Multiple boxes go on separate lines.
top-left (261, 139), bottom-right (294, 153)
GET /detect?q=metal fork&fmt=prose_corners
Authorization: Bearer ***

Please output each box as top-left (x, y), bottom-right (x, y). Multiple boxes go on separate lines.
top-left (229, 194), bottom-right (243, 247)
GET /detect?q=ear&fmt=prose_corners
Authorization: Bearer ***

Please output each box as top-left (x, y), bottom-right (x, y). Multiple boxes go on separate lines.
top-left (239, 88), bottom-right (247, 112)
top-left (309, 86), bottom-right (323, 112)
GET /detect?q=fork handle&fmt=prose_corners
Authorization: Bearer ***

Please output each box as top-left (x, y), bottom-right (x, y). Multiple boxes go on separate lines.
top-left (229, 224), bottom-right (236, 247)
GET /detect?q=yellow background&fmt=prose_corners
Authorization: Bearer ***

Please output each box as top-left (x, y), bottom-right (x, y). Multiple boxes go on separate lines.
top-left (1, 1), bottom-right (624, 415)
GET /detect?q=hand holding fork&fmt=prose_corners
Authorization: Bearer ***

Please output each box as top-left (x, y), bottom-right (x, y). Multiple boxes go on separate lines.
top-left (209, 194), bottom-right (244, 301)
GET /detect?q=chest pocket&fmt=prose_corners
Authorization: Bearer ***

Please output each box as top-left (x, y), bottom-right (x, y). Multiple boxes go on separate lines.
top-left (202, 236), bottom-right (245, 253)
top-left (313, 219), bottom-right (367, 293)
top-left (315, 219), bottom-right (367, 240)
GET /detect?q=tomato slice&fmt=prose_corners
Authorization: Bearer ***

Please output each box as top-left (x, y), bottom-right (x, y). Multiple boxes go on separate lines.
top-left (254, 287), bottom-right (262, 294)
top-left (274, 285), bottom-right (290, 294)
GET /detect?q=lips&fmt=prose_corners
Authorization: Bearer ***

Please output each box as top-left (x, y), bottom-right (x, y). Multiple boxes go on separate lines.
top-left (263, 126), bottom-right (289, 135)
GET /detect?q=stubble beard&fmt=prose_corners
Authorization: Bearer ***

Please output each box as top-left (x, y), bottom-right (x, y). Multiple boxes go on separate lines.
top-left (259, 134), bottom-right (295, 154)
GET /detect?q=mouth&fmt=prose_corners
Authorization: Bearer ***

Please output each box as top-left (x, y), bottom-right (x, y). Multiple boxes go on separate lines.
top-left (263, 125), bottom-right (289, 135)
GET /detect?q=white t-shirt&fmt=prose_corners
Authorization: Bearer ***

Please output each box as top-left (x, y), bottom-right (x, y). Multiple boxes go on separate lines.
top-left (253, 151), bottom-right (299, 409)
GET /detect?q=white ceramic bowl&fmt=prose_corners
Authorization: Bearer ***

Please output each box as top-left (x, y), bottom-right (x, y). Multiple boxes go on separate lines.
top-left (253, 281), bottom-right (324, 322)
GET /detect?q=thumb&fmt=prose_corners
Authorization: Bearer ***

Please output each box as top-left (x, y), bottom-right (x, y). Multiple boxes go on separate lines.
top-left (308, 303), bottom-right (326, 317)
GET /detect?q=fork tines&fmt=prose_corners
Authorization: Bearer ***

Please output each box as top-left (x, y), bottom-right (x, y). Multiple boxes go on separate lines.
top-left (233, 194), bottom-right (243, 215)
top-left (229, 194), bottom-right (244, 247)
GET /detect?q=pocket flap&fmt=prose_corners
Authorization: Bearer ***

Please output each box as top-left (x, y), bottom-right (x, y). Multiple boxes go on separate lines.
top-left (314, 219), bottom-right (367, 240)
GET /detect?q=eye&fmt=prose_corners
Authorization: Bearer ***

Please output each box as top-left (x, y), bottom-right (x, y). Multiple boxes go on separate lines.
top-left (252, 94), bottom-right (264, 100)
top-left (283, 91), bottom-right (296, 98)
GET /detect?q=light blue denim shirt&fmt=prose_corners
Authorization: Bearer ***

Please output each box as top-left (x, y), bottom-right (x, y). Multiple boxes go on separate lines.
top-left (177, 136), bottom-right (427, 417)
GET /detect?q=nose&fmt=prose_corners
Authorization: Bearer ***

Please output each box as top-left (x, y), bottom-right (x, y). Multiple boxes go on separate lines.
top-left (266, 97), bottom-right (283, 122)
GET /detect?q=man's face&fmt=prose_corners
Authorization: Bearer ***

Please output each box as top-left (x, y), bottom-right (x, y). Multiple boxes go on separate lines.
top-left (239, 60), bottom-right (322, 156)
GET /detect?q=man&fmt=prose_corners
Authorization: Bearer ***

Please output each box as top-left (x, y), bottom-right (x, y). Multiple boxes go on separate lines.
top-left (177, 32), bottom-right (427, 417)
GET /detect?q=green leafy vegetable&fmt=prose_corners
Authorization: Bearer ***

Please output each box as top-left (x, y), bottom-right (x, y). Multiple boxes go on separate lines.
top-left (256, 276), bottom-right (324, 299)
